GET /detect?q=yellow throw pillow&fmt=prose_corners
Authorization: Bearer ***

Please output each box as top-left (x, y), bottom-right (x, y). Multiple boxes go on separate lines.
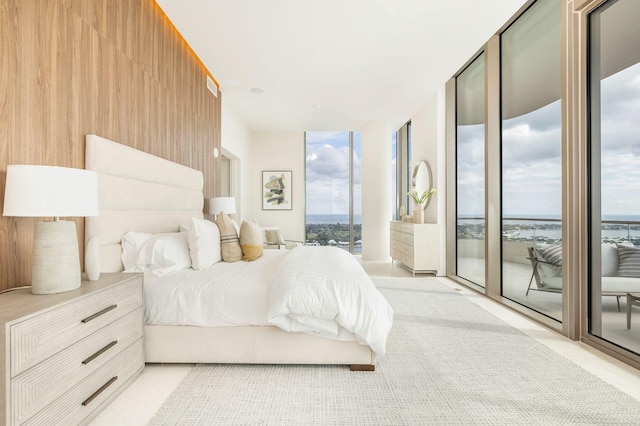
top-left (215, 213), bottom-right (242, 262)
top-left (240, 221), bottom-right (264, 261)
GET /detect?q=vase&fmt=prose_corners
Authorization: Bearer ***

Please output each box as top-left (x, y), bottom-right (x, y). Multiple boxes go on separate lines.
top-left (85, 236), bottom-right (101, 281)
top-left (414, 206), bottom-right (424, 224)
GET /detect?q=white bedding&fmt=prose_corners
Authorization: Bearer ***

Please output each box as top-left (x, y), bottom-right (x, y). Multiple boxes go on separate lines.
top-left (144, 250), bottom-right (287, 327)
top-left (144, 246), bottom-right (393, 356)
top-left (267, 246), bottom-right (394, 356)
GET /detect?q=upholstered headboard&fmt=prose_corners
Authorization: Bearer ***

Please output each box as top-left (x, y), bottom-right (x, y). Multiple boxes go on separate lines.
top-left (85, 134), bottom-right (204, 272)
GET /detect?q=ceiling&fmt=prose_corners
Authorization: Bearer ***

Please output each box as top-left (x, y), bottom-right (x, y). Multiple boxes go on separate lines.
top-left (156, 0), bottom-right (528, 133)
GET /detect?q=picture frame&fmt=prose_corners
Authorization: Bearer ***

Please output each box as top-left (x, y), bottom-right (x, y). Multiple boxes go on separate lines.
top-left (262, 171), bottom-right (292, 210)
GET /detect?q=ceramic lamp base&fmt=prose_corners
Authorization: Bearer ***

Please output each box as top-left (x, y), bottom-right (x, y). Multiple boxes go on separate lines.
top-left (85, 235), bottom-right (101, 281)
top-left (31, 220), bottom-right (81, 294)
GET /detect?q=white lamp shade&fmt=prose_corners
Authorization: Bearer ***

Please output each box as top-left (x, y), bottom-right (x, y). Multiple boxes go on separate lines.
top-left (208, 197), bottom-right (236, 215)
top-left (3, 165), bottom-right (99, 217)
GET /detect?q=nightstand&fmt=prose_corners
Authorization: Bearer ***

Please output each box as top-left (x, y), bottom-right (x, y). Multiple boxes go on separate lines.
top-left (0, 273), bottom-right (144, 425)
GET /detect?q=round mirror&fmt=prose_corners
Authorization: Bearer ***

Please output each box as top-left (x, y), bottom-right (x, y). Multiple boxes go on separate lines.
top-left (412, 160), bottom-right (433, 209)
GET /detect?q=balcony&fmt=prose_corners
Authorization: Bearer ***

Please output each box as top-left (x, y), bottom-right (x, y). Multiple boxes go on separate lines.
top-left (457, 217), bottom-right (640, 356)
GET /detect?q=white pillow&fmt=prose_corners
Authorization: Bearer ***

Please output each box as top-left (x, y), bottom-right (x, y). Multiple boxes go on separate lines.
top-left (121, 231), bottom-right (191, 276)
top-left (187, 217), bottom-right (222, 270)
top-left (121, 232), bottom-right (154, 272)
top-left (149, 232), bottom-right (192, 276)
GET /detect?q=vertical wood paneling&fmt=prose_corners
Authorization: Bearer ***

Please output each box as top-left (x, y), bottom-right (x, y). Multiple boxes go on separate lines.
top-left (0, 0), bottom-right (221, 290)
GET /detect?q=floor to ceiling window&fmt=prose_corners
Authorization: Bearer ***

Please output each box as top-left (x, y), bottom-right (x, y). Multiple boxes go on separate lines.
top-left (456, 53), bottom-right (486, 287)
top-left (392, 131), bottom-right (398, 221)
top-left (589, 0), bottom-right (640, 355)
top-left (305, 131), bottom-right (362, 253)
top-left (501, 0), bottom-right (562, 321)
top-left (394, 122), bottom-right (412, 218)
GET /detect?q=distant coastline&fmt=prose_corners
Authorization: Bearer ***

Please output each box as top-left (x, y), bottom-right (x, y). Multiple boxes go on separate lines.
top-left (459, 214), bottom-right (640, 222)
top-left (306, 214), bottom-right (362, 224)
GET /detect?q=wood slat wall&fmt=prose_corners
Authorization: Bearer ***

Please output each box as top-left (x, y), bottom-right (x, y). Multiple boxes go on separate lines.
top-left (0, 0), bottom-right (221, 290)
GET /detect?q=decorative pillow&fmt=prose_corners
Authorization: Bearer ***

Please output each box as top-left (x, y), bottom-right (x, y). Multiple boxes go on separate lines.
top-left (531, 247), bottom-right (559, 279)
top-left (121, 231), bottom-right (191, 275)
top-left (616, 245), bottom-right (640, 278)
top-left (240, 221), bottom-right (264, 261)
top-left (265, 229), bottom-right (285, 244)
top-left (215, 213), bottom-right (242, 262)
top-left (601, 243), bottom-right (619, 277)
top-left (537, 243), bottom-right (563, 275)
top-left (187, 217), bottom-right (222, 270)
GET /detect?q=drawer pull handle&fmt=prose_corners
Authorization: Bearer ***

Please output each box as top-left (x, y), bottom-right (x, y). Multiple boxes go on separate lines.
top-left (82, 340), bottom-right (118, 365)
top-left (82, 376), bottom-right (118, 407)
top-left (81, 304), bottom-right (117, 323)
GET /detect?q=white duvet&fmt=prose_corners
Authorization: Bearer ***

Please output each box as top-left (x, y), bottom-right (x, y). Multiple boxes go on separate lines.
top-left (267, 246), bottom-right (394, 356)
top-left (144, 247), bottom-right (394, 355)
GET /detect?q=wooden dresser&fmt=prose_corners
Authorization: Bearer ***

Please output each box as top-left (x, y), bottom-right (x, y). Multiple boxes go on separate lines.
top-left (390, 221), bottom-right (440, 275)
top-left (0, 273), bottom-right (144, 425)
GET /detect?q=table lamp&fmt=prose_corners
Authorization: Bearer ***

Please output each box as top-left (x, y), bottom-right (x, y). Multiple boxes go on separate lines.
top-left (208, 197), bottom-right (236, 219)
top-left (3, 165), bottom-right (99, 294)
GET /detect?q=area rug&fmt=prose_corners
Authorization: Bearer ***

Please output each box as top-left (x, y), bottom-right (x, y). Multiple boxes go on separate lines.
top-left (150, 278), bottom-right (640, 425)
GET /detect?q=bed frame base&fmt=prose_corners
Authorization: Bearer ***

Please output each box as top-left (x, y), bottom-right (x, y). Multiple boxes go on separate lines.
top-left (145, 325), bottom-right (377, 369)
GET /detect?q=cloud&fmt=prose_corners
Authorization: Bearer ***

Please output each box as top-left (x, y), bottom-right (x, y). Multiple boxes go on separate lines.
top-left (599, 63), bottom-right (640, 156)
top-left (305, 132), bottom-right (363, 215)
top-left (597, 62), bottom-right (640, 215)
top-left (456, 102), bottom-right (563, 217)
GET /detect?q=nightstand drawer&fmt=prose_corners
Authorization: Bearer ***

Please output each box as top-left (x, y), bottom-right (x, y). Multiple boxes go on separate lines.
top-left (10, 275), bottom-right (142, 377)
top-left (11, 308), bottom-right (143, 425)
top-left (23, 338), bottom-right (144, 426)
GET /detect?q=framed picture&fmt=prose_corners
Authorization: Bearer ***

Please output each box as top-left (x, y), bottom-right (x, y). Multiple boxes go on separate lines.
top-left (262, 171), bottom-right (292, 210)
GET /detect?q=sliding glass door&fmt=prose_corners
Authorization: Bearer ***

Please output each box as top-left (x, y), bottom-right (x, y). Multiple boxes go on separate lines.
top-left (501, 0), bottom-right (562, 321)
top-left (589, 0), bottom-right (640, 355)
top-left (456, 54), bottom-right (486, 287)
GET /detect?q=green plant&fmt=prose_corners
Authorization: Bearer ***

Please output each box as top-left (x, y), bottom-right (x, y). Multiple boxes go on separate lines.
top-left (408, 188), bottom-right (436, 206)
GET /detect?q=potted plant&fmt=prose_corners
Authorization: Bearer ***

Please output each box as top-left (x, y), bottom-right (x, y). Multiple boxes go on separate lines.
top-left (408, 188), bottom-right (436, 223)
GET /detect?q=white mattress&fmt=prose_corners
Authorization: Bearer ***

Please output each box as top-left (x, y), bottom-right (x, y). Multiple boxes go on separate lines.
top-left (144, 250), bottom-right (288, 327)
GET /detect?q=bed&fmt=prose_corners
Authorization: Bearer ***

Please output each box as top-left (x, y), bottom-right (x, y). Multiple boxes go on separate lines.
top-left (84, 134), bottom-right (392, 370)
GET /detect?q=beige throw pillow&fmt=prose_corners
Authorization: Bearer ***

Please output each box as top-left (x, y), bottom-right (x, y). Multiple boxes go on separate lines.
top-left (240, 221), bottom-right (264, 261)
top-left (215, 213), bottom-right (242, 262)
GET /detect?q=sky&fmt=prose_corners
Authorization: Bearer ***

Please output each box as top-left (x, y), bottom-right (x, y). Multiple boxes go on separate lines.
top-left (305, 131), bottom-right (362, 216)
top-left (457, 61), bottom-right (640, 219)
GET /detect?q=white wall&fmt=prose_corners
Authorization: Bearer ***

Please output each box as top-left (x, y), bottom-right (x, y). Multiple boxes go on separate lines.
top-left (221, 97), bottom-right (252, 221)
top-left (409, 88), bottom-right (447, 274)
top-left (361, 122), bottom-right (392, 261)
top-left (249, 132), bottom-right (306, 242)
top-left (410, 93), bottom-right (440, 224)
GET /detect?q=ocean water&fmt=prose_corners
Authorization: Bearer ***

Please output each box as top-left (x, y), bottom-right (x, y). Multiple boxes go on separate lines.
top-left (306, 214), bottom-right (362, 224)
